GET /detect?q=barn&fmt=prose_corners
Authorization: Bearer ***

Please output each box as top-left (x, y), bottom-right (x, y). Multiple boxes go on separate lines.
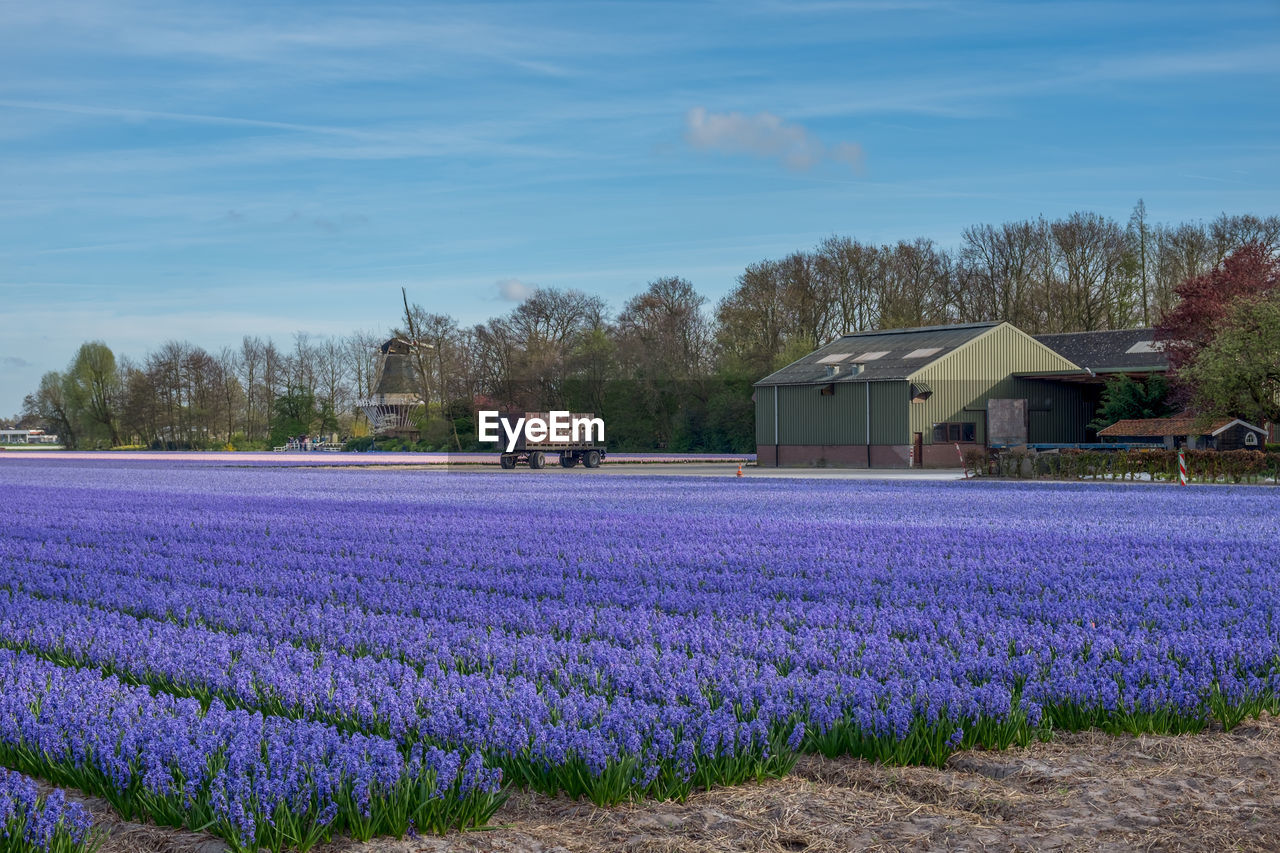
top-left (1098, 417), bottom-right (1268, 451)
top-left (754, 322), bottom-right (1091, 467)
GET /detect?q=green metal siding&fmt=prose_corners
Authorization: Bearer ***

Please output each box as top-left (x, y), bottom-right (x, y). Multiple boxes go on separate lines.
top-left (777, 382), bottom-right (864, 445)
top-left (907, 323), bottom-right (1080, 444)
top-left (755, 386), bottom-right (776, 446)
top-left (870, 381), bottom-right (909, 444)
top-left (1019, 379), bottom-right (1088, 444)
top-left (755, 381), bottom-right (909, 446)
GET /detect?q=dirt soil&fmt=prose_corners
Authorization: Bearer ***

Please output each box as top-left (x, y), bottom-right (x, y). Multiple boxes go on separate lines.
top-left (88, 715), bottom-right (1280, 853)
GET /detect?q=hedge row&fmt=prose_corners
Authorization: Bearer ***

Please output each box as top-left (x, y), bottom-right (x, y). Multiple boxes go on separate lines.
top-left (966, 448), bottom-right (1280, 484)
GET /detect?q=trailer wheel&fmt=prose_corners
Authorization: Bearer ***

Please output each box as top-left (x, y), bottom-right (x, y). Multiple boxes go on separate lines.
top-left (528, 450), bottom-right (546, 469)
top-left (584, 450), bottom-right (601, 468)
top-left (499, 454), bottom-right (516, 469)
top-left (559, 453), bottom-right (578, 468)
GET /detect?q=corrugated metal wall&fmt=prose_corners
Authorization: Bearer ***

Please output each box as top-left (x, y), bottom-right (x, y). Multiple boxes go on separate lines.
top-left (755, 386), bottom-right (776, 446)
top-left (779, 382), bottom-right (863, 444)
top-left (1018, 378), bottom-right (1088, 443)
top-left (755, 381), bottom-right (910, 446)
top-left (870, 381), bottom-right (909, 444)
top-left (907, 324), bottom-right (1081, 444)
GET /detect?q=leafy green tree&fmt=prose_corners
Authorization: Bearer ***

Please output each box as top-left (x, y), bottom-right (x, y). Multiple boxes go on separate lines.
top-left (1179, 292), bottom-right (1280, 427)
top-left (1089, 374), bottom-right (1172, 430)
top-left (68, 341), bottom-right (122, 446)
top-left (703, 373), bottom-right (756, 451)
top-left (269, 387), bottom-right (321, 447)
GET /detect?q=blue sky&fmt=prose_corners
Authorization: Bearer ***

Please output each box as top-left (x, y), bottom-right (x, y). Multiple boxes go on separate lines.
top-left (2, 0), bottom-right (1278, 415)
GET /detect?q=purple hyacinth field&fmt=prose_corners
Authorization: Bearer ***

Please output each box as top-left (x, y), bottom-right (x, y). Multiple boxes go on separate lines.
top-left (1, 458), bottom-right (1278, 852)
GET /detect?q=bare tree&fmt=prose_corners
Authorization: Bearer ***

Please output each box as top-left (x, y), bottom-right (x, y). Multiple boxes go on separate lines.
top-left (217, 347), bottom-right (243, 442)
top-left (1047, 212), bottom-right (1133, 331)
top-left (117, 357), bottom-right (157, 445)
top-left (1153, 222), bottom-right (1214, 317)
top-left (881, 239), bottom-right (952, 329)
top-left (616, 277), bottom-right (711, 380)
top-left (815, 236), bottom-right (883, 333)
top-left (1128, 200), bottom-right (1153, 326)
top-left (287, 332), bottom-right (318, 398)
top-left (957, 221), bottom-right (1044, 329)
top-left (314, 337), bottom-right (350, 433)
top-left (777, 252), bottom-right (838, 350)
top-left (182, 346), bottom-right (222, 446)
top-left (506, 287), bottom-right (608, 407)
top-left (614, 277), bottom-right (712, 448)
top-left (22, 372), bottom-right (76, 448)
top-left (472, 316), bottom-right (524, 410)
top-left (715, 259), bottom-right (788, 376)
top-left (1210, 213), bottom-right (1280, 262)
top-left (238, 336), bottom-right (265, 440)
top-left (260, 339), bottom-right (284, 439)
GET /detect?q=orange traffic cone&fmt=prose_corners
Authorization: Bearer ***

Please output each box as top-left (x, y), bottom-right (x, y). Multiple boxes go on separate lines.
top-left (736, 463), bottom-right (743, 477)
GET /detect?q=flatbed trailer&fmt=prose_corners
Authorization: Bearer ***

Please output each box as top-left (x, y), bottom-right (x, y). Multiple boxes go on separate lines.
top-left (496, 412), bottom-right (606, 469)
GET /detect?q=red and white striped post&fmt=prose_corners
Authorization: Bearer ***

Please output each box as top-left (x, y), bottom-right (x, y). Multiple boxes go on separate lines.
top-left (1178, 448), bottom-right (1188, 486)
top-left (956, 442), bottom-right (968, 479)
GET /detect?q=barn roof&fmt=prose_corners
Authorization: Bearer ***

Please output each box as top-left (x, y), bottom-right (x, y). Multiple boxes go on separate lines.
top-left (1033, 329), bottom-right (1169, 373)
top-left (754, 322), bottom-right (999, 386)
top-left (1098, 417), bottom-right (1266, 438)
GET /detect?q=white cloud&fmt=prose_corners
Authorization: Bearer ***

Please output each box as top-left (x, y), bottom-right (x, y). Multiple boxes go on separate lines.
top-left (496, 278), bottom-right (533, 301)
top-left (684, 107), bottom-right (864, 171)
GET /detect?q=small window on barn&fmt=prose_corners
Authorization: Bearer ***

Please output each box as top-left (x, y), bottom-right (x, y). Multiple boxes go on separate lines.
top-left (816, 353), bottom-right (850, 364)
top-left (903, 347), bottom-right (942, 359)
top-left (1125, 340), bottom-right (1161, 354)
top-left (854, 350), bottom-right (890, 361)
top-left (1246, 432), bottom-right (1259, 446)
top-left (932, 422), bottom-right (976, 443)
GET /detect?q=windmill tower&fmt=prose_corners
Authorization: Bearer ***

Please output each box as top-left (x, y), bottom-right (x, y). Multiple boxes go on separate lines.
top-left (357, 338), bottom-right (425, 436)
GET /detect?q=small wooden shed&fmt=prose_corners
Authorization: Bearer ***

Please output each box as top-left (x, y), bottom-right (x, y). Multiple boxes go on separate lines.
top-left (1098, 416), bottom-right (1268, 451)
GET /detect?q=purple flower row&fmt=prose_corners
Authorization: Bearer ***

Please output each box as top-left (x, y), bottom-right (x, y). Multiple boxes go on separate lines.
top-left (0, 649), bottom-right (501, 852)
top-left (0, 768), bottom-right (94, 853)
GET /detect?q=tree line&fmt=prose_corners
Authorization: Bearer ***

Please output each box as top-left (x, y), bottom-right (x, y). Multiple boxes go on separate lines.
top-left (16, 204), bottom-right (1279, 452)
top-left (717, 205), bottom-right (1279, 378)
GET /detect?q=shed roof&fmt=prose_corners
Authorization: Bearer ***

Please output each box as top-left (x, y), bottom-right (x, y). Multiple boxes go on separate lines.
top-left (1034, 329), bottom-right (1169, 373)
top-left (755, 322), bottom-right (1000, 387)
top-left (1097, 417), bottom-right (1266, 438)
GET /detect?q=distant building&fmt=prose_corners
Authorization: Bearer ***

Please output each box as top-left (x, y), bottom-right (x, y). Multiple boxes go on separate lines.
top-left (1098, 417), bottom-right (1267, 451)
top-left (0, 429), bottom-right (59, 445)
top-left (755, 322), bottom-right (1173, 468)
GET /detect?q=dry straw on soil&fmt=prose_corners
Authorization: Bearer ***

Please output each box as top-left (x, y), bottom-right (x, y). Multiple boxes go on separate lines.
top-left (88, 714), bottom-right (1280, 853)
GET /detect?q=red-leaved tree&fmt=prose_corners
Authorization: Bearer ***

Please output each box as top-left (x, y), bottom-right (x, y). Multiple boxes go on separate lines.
top-left (1155, 242), bottom-right (1280, 375)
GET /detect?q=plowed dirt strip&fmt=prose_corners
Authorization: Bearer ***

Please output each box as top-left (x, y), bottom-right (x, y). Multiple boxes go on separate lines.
top-left (83, 714), bottom-right (1279, 853)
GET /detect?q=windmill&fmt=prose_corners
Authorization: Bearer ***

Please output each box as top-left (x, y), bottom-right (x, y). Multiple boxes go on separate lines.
top-left (357, 338), bottom-right (432, 436)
